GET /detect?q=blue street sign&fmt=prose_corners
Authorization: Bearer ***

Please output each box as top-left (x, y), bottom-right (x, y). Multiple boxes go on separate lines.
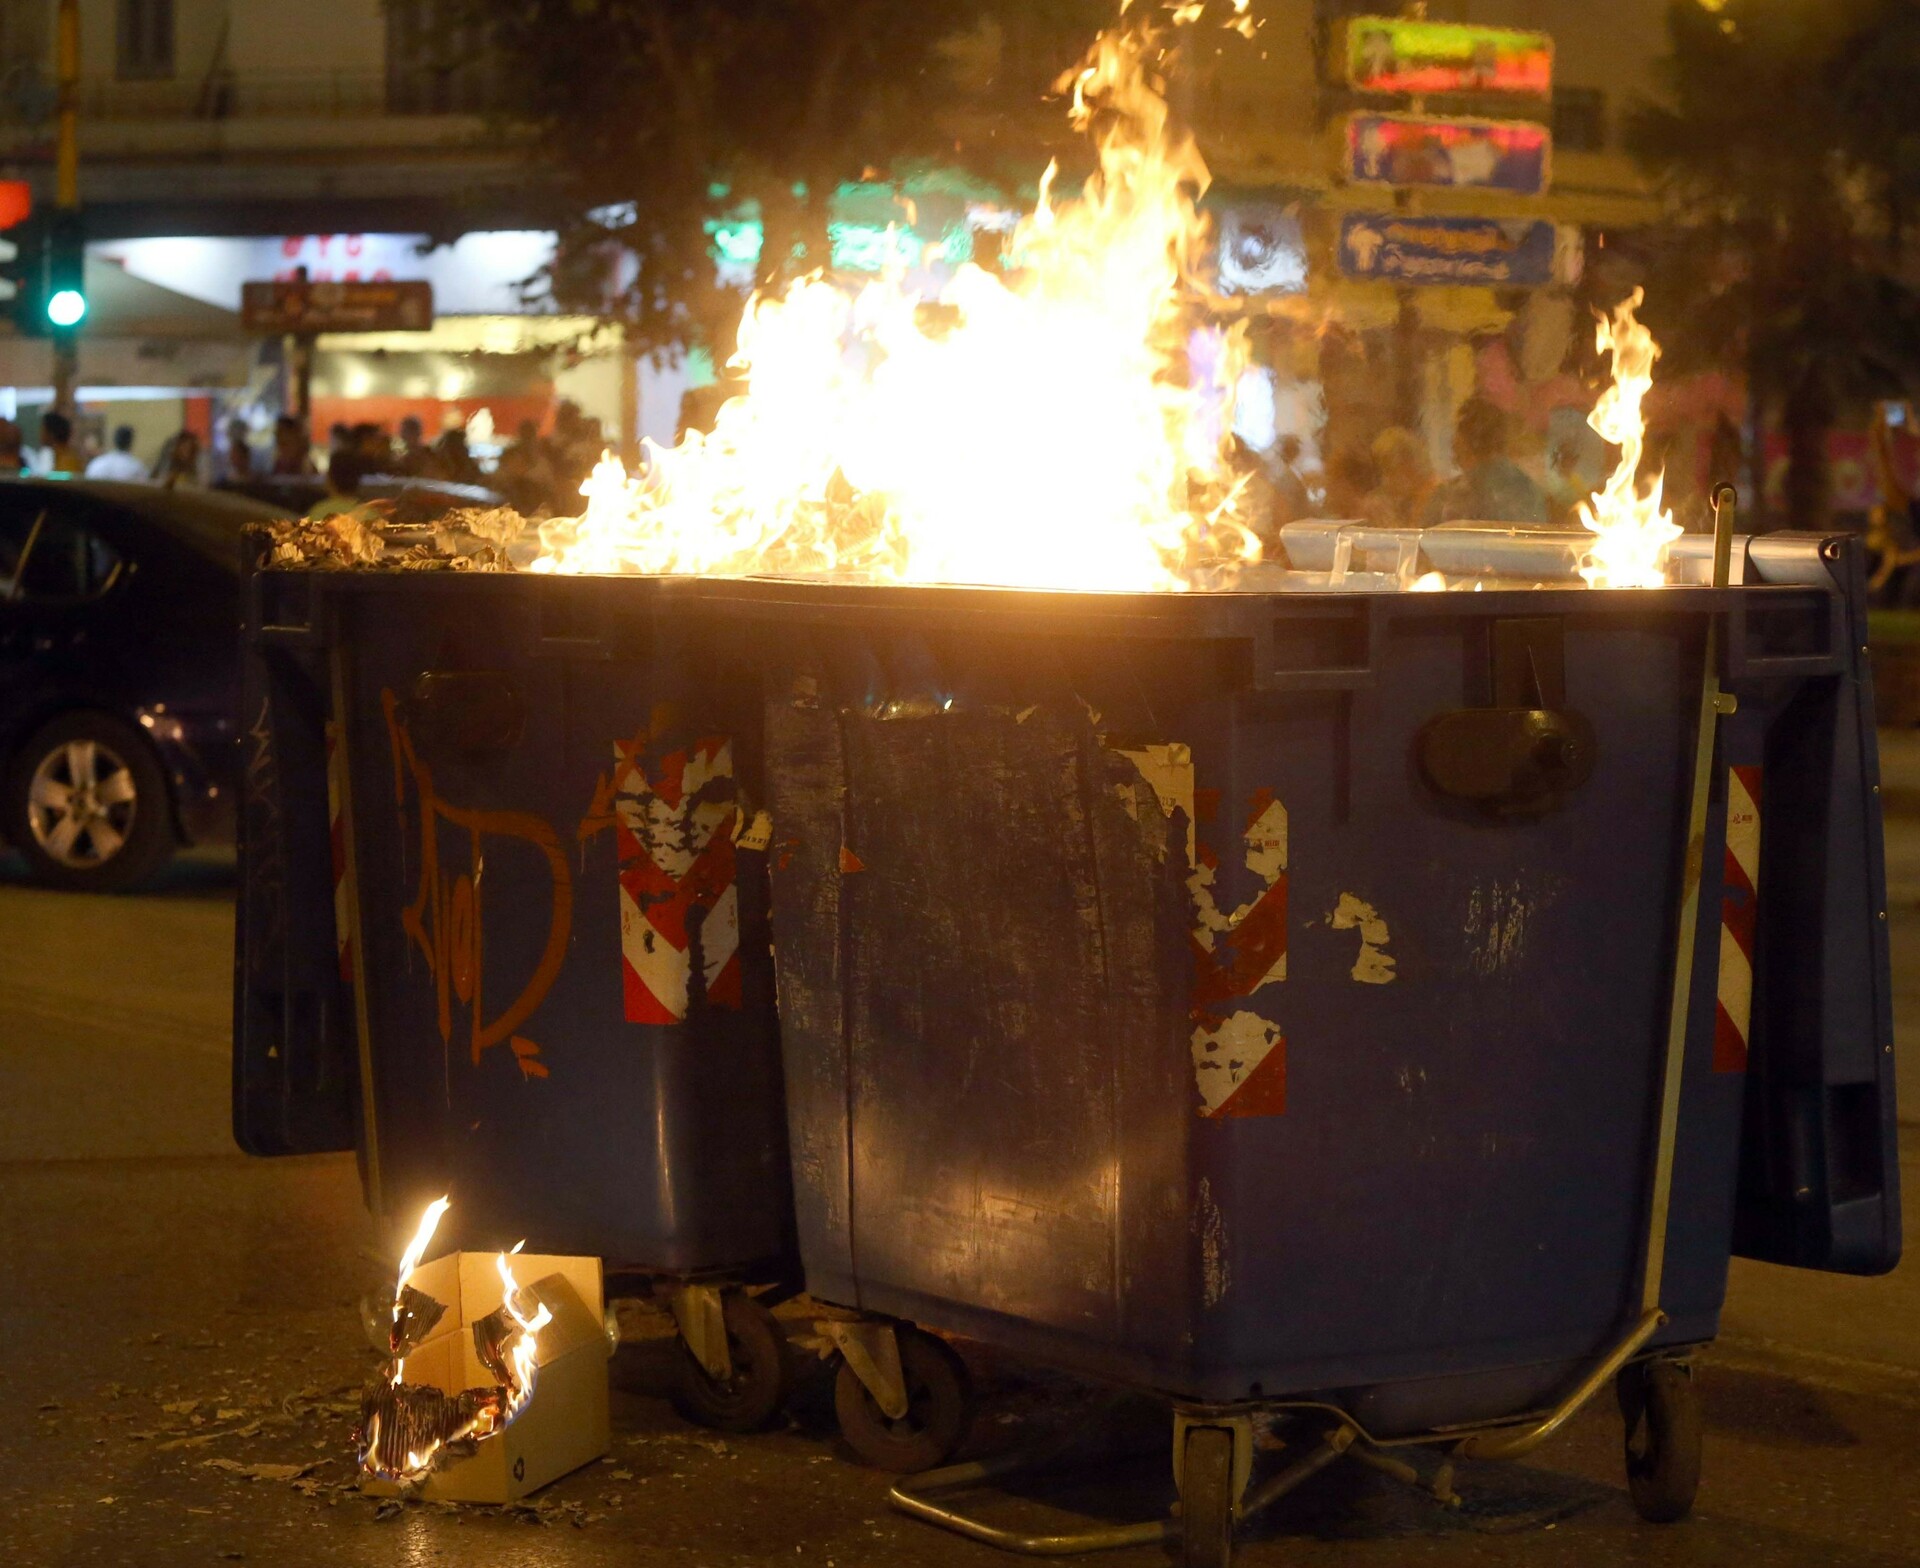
top-left (1337, 213), bottom-right (1557, 286)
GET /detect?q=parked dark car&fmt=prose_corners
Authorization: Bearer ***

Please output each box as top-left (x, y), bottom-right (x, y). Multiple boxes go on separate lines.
top-left (0, 479), bottom-right (291, 891)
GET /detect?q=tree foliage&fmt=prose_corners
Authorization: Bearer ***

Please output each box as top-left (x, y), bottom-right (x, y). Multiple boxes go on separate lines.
top-left (466, 0), bottom-right (1107, 360)
top-left (1628, 0), bottom-right (1920, 525)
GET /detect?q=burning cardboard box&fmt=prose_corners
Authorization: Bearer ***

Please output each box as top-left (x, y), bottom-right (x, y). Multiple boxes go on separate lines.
top-left (359, 1201), bottom-right (610, 1504)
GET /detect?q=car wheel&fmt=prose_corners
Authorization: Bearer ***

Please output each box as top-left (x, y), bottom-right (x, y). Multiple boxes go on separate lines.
top-left (7, 712), bottom-right (175, 892)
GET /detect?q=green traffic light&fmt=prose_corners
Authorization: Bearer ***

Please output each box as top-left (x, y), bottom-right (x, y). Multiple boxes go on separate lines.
top-left (46, 287), bottom-right (84, 328)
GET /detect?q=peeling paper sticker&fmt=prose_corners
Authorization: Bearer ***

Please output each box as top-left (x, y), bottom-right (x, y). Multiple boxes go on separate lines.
top-left (1118, 745), bottom-right (1293, 1117)
top-left (596, 733), bottom-right (743, 1024)
top-left (1332, 892), bottom-right (1395, 985)
top-left (734, 809), bottom-right (774, 853)
top-left (1115, 743), bottom-right (1195, 864)
top-left (1190, 1011), bottom-right (1287, 1119)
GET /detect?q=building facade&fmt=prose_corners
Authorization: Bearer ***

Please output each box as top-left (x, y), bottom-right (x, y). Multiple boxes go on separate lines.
top-left (0, 0), bottom-right (1702, 499)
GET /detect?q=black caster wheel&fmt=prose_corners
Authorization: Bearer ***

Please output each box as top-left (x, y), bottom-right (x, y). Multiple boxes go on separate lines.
top-left (1179, 1424), bottom-right (1236, 1568)
top-left (1618, 1358), bottom-right (1701, 1523)
top-left (833, 1326), bottom-right (973, 1472)
top-left (668, 1290), bottom-right (793, 1433)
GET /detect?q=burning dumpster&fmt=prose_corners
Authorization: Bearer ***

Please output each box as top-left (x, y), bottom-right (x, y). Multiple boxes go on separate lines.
top-left (230, 5), bottom-right (1898, 1558)
top-left (724, 520), bottom-right (1899, 1545)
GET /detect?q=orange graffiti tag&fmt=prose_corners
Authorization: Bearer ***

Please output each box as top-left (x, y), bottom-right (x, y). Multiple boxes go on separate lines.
top-left (383, 689), bottom-right (572, 1078)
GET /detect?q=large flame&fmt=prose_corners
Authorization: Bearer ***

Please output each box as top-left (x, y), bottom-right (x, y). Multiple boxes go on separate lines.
top-left (533, 8), bottom-right (1258, 591)
top-left (1577, 288), bottom-right (1681, 590)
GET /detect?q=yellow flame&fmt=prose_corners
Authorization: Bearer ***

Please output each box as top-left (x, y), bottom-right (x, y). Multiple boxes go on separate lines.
top-left (533, 10), bottom-right (1257, 591)
top-left (389, 1194), bottom-right (450, 1385)
top-left (495, 1244), bottom-right (554, 1423)
top-left (1577, 288), bottom-right (1682, 590)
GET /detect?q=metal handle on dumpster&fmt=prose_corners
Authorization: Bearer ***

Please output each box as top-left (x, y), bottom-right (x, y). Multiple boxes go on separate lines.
top-left (405, 669), bottom-right (525, 759)
top-left (1641, 482), bottom-right (1739, 1318)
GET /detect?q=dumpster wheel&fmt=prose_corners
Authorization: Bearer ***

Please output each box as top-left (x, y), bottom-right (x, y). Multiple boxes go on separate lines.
top-left (1618, 1358), bottom-right (1700, 1523)
top-left (1177, 1424), bottom-right (1236, 1568)
top-left (835, 1327), bottom-right (974, 1473)
top-left (669, 1291), bottom-right (794, 1433)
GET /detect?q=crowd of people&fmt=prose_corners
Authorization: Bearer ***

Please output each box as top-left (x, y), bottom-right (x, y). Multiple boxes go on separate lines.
top-left (263, 404), bottom-right (615, 518)
top-left (0, 411), bottom-right (209, 488)
top-left (0, 400), bottom-right (613, 518)
top-left (1242, 395), bottom-right (1585, 557)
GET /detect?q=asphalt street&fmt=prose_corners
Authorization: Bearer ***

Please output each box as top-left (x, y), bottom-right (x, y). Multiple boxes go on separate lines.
top-left (2, 773), bottom-right (1918, 1566)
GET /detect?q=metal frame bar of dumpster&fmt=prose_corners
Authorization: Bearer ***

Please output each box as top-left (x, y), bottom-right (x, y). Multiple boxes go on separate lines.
top-left (1642, 482), bottom-right (1739, 1316)
top-left (329, 633), bottom-right (385, 1216)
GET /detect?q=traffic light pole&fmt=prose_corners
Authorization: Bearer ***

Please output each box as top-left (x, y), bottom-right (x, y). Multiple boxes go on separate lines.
top-left (51, 0), bottom-right (79, 415)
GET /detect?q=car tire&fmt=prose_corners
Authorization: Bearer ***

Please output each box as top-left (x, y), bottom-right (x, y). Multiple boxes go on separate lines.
top-left (6, 711), bottom-right (176, 892)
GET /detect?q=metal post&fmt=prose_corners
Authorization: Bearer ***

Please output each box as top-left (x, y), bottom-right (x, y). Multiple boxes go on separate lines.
top-left (51, 0), bottom-right (79, 415)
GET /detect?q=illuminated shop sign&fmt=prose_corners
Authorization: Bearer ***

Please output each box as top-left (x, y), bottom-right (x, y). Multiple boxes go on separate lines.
top-left (1344, 17), bottom-right (1553, 97)
top-left (1344, 113), bottom-right (1550, 196)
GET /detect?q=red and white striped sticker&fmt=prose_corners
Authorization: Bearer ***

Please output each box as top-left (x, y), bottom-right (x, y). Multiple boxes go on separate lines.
top-left (611, 737), bottom-right (743, 1025)
top-left (1714, 764), bottom-right (1762, 1073)
top-left (1121, 748), bottom-right (1290, 1118)
top-left (326, 721), bottom-right (352, 985)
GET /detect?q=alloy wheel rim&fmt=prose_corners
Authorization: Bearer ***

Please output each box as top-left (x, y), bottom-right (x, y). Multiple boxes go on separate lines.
top-left (27, 738), bottom-right (138, 868)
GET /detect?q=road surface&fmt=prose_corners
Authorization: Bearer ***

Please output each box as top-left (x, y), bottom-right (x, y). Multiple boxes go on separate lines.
top-left (1, 824), bottom-right (1915, 1568)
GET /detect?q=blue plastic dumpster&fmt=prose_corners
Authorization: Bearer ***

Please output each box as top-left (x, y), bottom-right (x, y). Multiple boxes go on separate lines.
top-left (707, 526), bottom-right (1901, 1555)
top-left (232, 525), bottom-right (1900, 1559)
top-left (234, 560), bottom-right (799, 1431)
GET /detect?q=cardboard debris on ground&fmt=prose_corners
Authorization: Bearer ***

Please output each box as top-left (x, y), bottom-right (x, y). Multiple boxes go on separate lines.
top-left (361, 1253), bottom-right (609, 1505)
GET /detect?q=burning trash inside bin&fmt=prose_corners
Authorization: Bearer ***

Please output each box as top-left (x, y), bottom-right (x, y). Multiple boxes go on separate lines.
top-left (252, 3), bottom-right (1701, 598)
top-left (357, 1197), bottom-right (612, 1503)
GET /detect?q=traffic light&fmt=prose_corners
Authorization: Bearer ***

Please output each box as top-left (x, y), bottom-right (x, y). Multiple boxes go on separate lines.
top-left (44, 207), bottom-right (84, 335)
top-left (0, 179), bottom-right (35, 324)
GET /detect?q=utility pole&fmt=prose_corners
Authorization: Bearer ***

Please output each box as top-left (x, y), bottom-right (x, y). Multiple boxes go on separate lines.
top-left (52, 0), bottom-right (80, 415)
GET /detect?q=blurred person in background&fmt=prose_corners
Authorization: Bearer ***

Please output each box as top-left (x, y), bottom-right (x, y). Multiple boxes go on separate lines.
top-left (1362, 427), bottom-right (1436, 530)
top-left (308, 448), bottom-right (371, 521)
top-left (1223, 433), bottom-right (1279, 555)
top-left (394, 415), bottom-right (430, 476)
top-left (223, 416), bottom-right (256, 482)
top-left (1272, 434), bottom-right (1311, 528)
top-left (38, 411), bottom-right (81, 475)
top-left (1544, 439), bottom-right (1589, 526)
top-left (1425, 396), bottom-right (1548, 525)
top-left (432, 424), bottom-right (482, 486)
top-left (349, 422), bottom-right (390, 471)
top-left (495, 417), bottom-right (557, 512)
top-left (0, 418), bottom-right (24, 477)
top-left (156, 430), bottom-right (203, 489)
top-left (86, 425), bottom-right (149, 482)
top-left (1868, 401), bottom-right (1920, 602)
top-left (272, 414), bottom-right (312, 476)
top-left (1322, 445), bottom-right (1378, 521)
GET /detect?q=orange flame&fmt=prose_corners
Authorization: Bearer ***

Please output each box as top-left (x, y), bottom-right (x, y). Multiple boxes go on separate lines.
top-left (1578, 288), bottom-right (1681, 589)
top-left (533, 6), bottom-right (1258, 590)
